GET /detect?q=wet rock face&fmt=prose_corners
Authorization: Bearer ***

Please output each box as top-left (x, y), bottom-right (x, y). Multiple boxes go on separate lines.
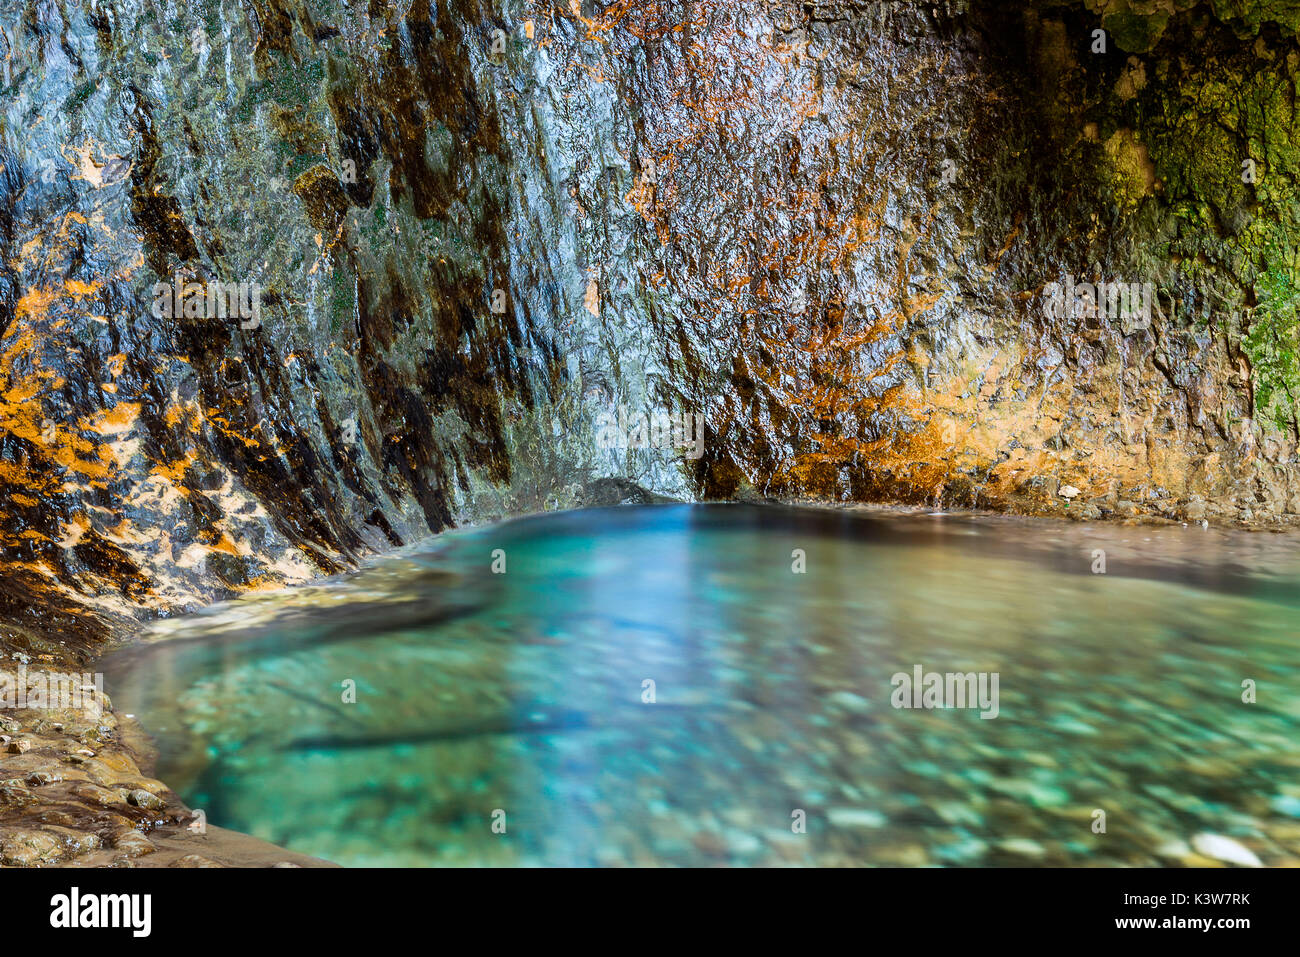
top-left (1, 0), bottom-right (1299, 654)
top-left (593, 0), bottom-right (1300, 520)
top-left (529, 0), bottom-right (1300, 517)
top-left (0, 0), bottom-right (594, 658)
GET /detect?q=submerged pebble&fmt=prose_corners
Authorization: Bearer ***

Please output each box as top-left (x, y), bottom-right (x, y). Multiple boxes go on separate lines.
top-left (1190, 834), bottom-right (1263, 868)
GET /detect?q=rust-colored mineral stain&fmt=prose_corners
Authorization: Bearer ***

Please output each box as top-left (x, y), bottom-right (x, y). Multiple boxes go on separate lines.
top-left (84, 402), bottom-right (141, 436)
top-left (150, 450), bottom-right (200, 486)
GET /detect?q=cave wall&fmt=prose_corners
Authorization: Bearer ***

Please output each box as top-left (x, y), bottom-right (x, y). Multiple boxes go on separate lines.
top-left (2, 0), bottom-right (1299, 660)
top-left (0, 0), bottom-right (687, 661)
top-left (602, 0), bottom-right (1300, 524)
top-left (578, 0), bottom-right (1300, 523)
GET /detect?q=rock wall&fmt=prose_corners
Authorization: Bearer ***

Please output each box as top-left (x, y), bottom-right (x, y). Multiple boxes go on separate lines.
top-left (584, 0), bottom-right (1300, 523)
top-left (2, 0), bottom-right (1299, 660)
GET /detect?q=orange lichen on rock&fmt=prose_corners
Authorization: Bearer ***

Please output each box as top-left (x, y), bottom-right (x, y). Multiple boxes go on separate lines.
top-left (82, 401), bottom-right (141, 437)
top-left (149, 449), bottom-right (200, 487)
top-left (2, 277), bottom-right (119, 489)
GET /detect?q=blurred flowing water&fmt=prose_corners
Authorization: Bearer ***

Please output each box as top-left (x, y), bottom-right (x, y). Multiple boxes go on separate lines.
top-left (102, 505), bottom-right (1300, 866)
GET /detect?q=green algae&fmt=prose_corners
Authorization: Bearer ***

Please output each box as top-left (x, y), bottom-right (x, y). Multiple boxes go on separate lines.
top-left (1065, 1), bottom-right (1300, 430)
top-left (1244, 239), bottom-right (1300, 434)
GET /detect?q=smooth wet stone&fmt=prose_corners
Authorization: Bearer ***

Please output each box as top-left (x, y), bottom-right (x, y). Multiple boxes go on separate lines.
top-left (1183, 758), bottom-right (1238, 779)
top-left (34, 809), bottom-right (79, 829)
top-left (1048, 716), bottom-right (1098, 736)
top-left (999, 838), bottom-right (1047, 859)
top-left (933, 802), bottom-right (983, 827)
top-left (989, 779), bottom-right (1070, 808)
top-left (43, 825), bottom-right (102, 853)
top-left (873, 844), bottom-right (930, 866)
top-left (934, 838), bottom-right (989, 864)
top-left (767, 834), bottom-right (808, 864)
top-left (71, 782), bottom-right (126, 807)
top-left (80, 753), bottom-right (144, 787)
top-left (3, 753), bottom-right (64, 777)
top-left (827, 808), bottom-right (887, 829)
top-left (109, 829), bottom-right (156, 858)
top-left (828, 691), bottom-right (871, 714)
top-left (726, 832), bottom-right (763, 855)
top-left (0, 827), bottom-right (61, 865)
top-left (1270, 794), bottom-right (1300, 818)
top-left (1191, 833), bottom-right (1263, 868)
top-left (690, 830), bottom-right (729, 858)
top-left (0, 783), bottom-right (36, 808)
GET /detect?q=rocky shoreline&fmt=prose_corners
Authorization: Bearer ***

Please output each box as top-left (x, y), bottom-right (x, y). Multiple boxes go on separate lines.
top-left (0, 675), bottom-right (334, 868)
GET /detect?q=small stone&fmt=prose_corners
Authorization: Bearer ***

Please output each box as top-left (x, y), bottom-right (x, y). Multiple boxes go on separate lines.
top-left (934, 801), bottom-right (982, 827)
top-left (72, 782), bottom-right (126, 807)
top-left (1059, 485), bottom-right (1081, 499)
top-left (80, 751), bottom-right (143, 787)
top-left (7, 739), bottom-right (30, 754)
top-left (990, 778), bottom-right (1069, 807)
top-left (726, 832), bottom-right (763, 855)
top-left (1048, 716), bottom-right (1098, 736)
top-left (35, 811), bottom-right (80, 830)
top-left (0, 783), bottom-right (37, 808)
top-left (1154, 840), bottom-right (1192, 860)
top-left (691, 830), bottom-right (729, 857)
top-left (126, 788), bottom-right (165, 810)
top-left (1271, 795), bottom-right (1300, 819)
top-left (1191, 833), bottom-right (1263, 868)
top-left (0, 828), bottom-right (61, 865)
top-left (769, 835), bottom-right (807, 863)
top-left (874, 843), bottom-right (928, 866)
top-left (827, 691), bottom-right (871, 714)
top-left (827, 807), bottom-right (886, 829)
top-left (176, 854), bottom-right (223, 868)
top-left (934, 837), bottom-right (988, 863)
top-left (109, 829), bottom-right (156, 858)
top-left (999, 838), bottom-right (1047, 859)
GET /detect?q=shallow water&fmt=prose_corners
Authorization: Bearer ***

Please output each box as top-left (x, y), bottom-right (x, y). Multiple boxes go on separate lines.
top-left (102, 505), bottom-right (1300, 867)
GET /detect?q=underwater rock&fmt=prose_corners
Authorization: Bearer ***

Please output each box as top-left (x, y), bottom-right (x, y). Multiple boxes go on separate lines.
top-left (1191, 833), bottom-right (1264, 868)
